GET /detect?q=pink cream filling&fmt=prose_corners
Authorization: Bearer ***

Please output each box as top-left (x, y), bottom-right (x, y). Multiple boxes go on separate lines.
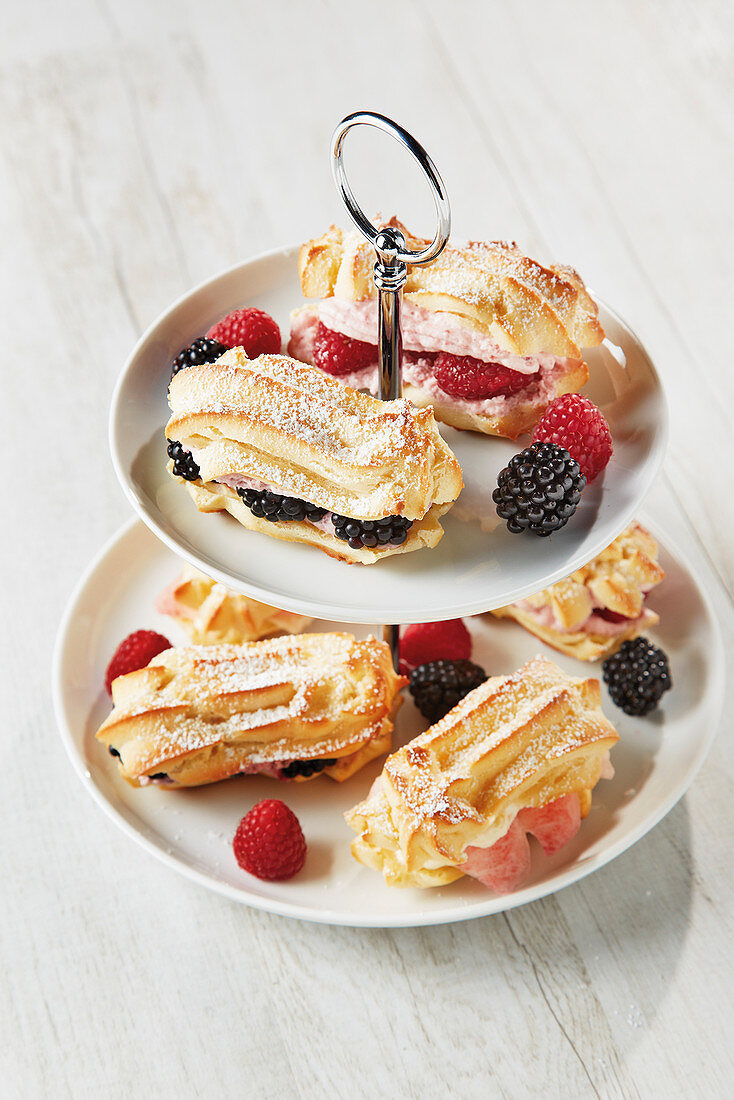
top-left (369, 754), bottom-right (613, 893)
top-left (155, 581), bottom-right (190, 622)
top-left (515, 597), bottom-right (655, 638)
top-left (461, 756), bottom-right (614, 893)
top-left (140, 759), bottom-right (320, 786)
top-left (288, 300), bottom-right (578, 414)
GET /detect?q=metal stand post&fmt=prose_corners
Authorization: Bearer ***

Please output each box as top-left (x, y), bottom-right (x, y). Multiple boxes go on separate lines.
top-left (330, 111), bottom-right (451, 668)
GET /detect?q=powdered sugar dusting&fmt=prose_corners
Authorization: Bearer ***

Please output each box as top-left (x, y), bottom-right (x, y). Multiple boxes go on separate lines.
top-left (308, 225), bottom-right (605, 358)
top-left (167, 352), bottom-right (461, 519)
top-left (99, 634), bottom-right (399, 778)
top-left (384, 656), bottom-right (617, 823)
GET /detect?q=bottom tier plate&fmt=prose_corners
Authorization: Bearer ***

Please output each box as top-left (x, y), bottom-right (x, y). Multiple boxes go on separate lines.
top-left (52, 519), bottom-right (724, 927)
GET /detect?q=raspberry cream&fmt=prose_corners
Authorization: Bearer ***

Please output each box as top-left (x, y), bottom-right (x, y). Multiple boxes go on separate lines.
top-left (289, 300), bottom-right (581, 414)
top-left (140, 761), bottom-right (289, 786)
top-left (514, 599), bottom-right (654, 638)
top-left (459, 751), bottom-right (614, 891)
top-left (369, 761), bottom-right (613, 893)
top-left (288, 308), bottom-right (377, 392)
top-left (319, 298), bottom-right (561, 371)
top-left (402, 353), bottom-right (567, 418)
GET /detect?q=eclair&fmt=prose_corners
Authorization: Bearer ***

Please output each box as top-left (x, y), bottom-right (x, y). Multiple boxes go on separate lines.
top-left (345, 656), bottom-right (618, 891)
top-left (165, 349), bottom-right (463, 564)
top-left (289, 220), bottom-right (604, 439)
top-left (156, 565), bottom-right (312, 645)
top-left (97, 632), bottom-right (406, 788)
top-left (492, 523), bottom-right (665, 660)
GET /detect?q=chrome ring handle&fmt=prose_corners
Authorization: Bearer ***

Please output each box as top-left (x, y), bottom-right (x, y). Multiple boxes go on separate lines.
top-left (330, 111), bottom-right (451, 267)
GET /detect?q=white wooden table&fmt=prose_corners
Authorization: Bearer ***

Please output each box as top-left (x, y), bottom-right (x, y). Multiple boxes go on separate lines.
top-left (3, 1), bottom-right (733, 1095)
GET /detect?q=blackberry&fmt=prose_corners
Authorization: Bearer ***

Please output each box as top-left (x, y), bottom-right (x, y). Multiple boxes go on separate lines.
top-left (281, 758), bottom-right (336, 779)
top-left (236, 487), bottom-right (327, 524)
top-left (602, 637), bottom-right (672, 716)
top-left (331, 514), bottom-right (413, 550)
top-left (170, 337), bottom-right (227, 380)
top-left (167, 439), bottom-right (200, 481)
top-left (492, 441), bottom-right (586, 536)
top-left (409, 659), bottom-right (488, 723)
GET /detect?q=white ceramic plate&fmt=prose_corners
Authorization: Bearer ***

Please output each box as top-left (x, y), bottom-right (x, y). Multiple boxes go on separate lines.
top-left (109, 244), bottom-right (668, 623)
top-left (53, 519), bottom-right (723, 927)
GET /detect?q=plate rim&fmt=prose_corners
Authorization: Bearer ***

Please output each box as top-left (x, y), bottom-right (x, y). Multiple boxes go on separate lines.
top-left (52, 515), bottom-right (723, 928)
top-left (107, 243), bottom-right (669, 623)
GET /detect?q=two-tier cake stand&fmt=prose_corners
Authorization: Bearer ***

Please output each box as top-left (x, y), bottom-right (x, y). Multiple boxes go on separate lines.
top-left (52, 113), bottom-right (725, 926)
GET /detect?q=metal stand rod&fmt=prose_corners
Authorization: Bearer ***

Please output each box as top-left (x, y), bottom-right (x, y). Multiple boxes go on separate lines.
top-left (381, 624), bottom-right (401, 671)
top-left (330, 111), bottom-right (452, 672)
top-left (373, 227), bottom-right (408, 668)
top-left (375, 229), bottom-right (406, 404)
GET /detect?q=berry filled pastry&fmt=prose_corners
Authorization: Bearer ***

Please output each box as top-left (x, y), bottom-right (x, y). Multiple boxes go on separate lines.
top-left (492, 522), bottom-right (665, 660)
top-left (289, 220), bottom-right (604, 440)
top-left (156, 565), bottom-right (312, 645)
top-left (345, 656), bottom-right (619, 891)
top-left (165, 350), bottom-right (463, 564)
top-left (97, 633), bottom-right (406, 788)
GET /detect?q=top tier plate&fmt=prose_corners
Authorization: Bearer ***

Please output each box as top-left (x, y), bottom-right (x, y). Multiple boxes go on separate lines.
top-left (110, 243), bottom-right (667, 623)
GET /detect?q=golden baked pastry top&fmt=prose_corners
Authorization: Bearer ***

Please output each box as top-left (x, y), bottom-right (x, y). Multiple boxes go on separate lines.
top-left (166, 350), bottom-right (463, 522)
top-left (299, 219), bottom-right (605, 359)
top-left (156, 565), bottom-right (312, 645)
top-left (515, 522), bottom-right (664, 630)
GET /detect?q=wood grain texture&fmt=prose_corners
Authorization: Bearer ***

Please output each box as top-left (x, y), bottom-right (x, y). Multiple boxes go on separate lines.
top-left (2, 0), bottom-right (733, 1097)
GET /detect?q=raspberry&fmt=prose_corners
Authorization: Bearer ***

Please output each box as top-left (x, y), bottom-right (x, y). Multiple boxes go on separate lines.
top-left (596, 608), bottom-right (631, 624)
top-left (206, 308), bottom-right (281, 358)
top-left (409, 659), bottom-right (488, 723)
top-left (232, 799), bottom-right (307, 881)
top-left (493, 441), bottom-right (586, 536)
top-left (400, 619), bottom-right (472, 673)
top-left (532, 394), bottom-right (613, 482)
top-left (105, 630), bottom-right (172, 694)
top-left (312, 322), bottom-right (376, 376)
top-left (602, 637), bottom-right (672, 716)
top-left (433, 352), bottom-right (538, 400)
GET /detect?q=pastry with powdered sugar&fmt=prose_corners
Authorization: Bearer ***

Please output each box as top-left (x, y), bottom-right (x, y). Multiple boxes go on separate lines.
top-left (345, 655), bottom-right (618, 892)
top-left (156, 565), bottom-right (312, 646)
top-left (492, 522), bottom-right (664, 660)
top-left (165, 348), bottom-right (463, 564)
top-left (97, 633), bottom-right (405, 788)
